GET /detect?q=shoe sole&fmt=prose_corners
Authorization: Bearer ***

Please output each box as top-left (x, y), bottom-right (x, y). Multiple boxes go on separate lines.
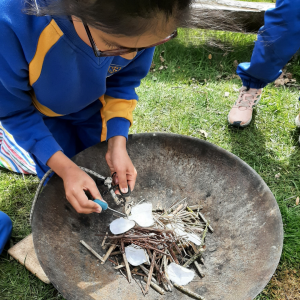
top-left (227, 93), bottom-right (262, 128)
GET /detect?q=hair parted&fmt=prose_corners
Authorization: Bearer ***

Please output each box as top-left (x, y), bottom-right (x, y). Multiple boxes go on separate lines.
top-left (24, 0), bottom-right (193, 36)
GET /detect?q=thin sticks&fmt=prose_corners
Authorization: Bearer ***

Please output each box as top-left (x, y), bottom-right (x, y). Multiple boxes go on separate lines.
top-left (91, 198), bottom-right (213, 298)
top-left (145, 251), bottom-right (157, 294)
top-left (133, 275), bottom-right (146, 296)
top-left (168, 246), bottom-right (179, 264)
top-left (194, 261), bottom-right (205, 278)
top-left (143, 276), bottom-right (165, 295)
top-left (183, 251), bottom-right (202, 267)
top-left (80, 240), bottom-right (104, 262)
top-left (173, 283), bottom-right (206, 300)
top-left (101, 244), bottom-right (117, 264)
top-left (140, 265), bottom-right (158, 284)
top-left (173, 204), bottom-right (184, 215)
top-left (101, 232), bottom-right (108, 248)
top-left (195, 209), bottom-right (214, 232)
top-left (121, 240), bottom-right (132, 283)
top-left (167, 197), bottom-right (187, 212)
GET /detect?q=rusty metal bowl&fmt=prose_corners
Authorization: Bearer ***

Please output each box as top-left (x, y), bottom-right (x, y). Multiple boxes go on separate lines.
top-left (32, 133), bottom-right (283, 300)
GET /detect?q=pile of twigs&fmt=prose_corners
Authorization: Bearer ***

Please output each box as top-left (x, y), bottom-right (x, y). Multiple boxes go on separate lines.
top-left (82, 200), bottom-right (213, 299)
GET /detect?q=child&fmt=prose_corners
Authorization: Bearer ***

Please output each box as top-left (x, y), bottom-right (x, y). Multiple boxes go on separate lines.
top-left (0, 0), bottom-right (192, 214)
top-left (227, 0), bottom-right (300, 128)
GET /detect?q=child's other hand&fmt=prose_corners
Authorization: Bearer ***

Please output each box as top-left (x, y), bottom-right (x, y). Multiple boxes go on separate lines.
top-left (47, 151), bottom-right (103, 214)
top-left (105, 136), bottom-right (137, 194)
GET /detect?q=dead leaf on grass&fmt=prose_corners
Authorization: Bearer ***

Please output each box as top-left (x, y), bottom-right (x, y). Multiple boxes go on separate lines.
top-left (275, 70), bottom-right (299, 88)
top-left (275, 78), bottom-right (285, 87)
top-left (208, 54), bottom-right (212, 60)
top-left (199, 130), bottom-right (208, 138)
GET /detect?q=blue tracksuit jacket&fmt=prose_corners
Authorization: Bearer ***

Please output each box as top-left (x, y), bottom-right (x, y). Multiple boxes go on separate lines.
top-left (0, 0), bottom-right (154, 178)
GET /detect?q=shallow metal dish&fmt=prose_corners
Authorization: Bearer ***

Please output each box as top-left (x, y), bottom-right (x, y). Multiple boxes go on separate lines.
top-left (32, 133), bottom-right (283, 300)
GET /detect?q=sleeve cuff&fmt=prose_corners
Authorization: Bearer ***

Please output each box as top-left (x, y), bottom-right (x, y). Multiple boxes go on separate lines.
top-left (30, 135), bottom-right (63, 165)
top-left (106, 117), bottom-right (130, 141)
top-left (237, 63), bottom-right (279, 89)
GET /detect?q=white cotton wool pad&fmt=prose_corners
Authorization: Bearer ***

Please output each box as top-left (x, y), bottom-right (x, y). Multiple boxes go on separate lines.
top-left (109, 218), bottom-right (135, 235)
top-left (128, 203), bottom-right (154, 227)
top-left (166, 224), bottom-right (202, 246)
top-left (166, 262), bottom-right (195, 285)
top-left (125, 245), bottom-right (150, 266)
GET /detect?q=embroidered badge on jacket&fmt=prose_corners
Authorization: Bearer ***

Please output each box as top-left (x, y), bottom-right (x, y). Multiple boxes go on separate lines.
top-left (108, 65), bottom-right (122, 75)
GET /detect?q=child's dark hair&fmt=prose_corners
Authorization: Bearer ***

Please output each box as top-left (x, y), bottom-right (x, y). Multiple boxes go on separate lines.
top-left (25, 0), bottom-right (193, 36)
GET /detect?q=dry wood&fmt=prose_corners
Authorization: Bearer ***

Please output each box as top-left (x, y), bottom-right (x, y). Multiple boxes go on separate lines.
top-left (132, 271), bottom-right (149, 277)
top-left (163, 255), bottom-right (173, 291)
top-left (188, 205), bottom-right (203, 210)
top-left (183, 251), bottom-right (202, 267)
top-left (195, 209), bottom-right (214, 232)
top-left (101, 244), bottom-right (117, 264)
top-left (114, 265), bottom-right (125, 270)
top-left (190, 243), bottom-right (199, 254)
top-left (133, 275), bottom-right (146, 296)
top-left (173, 204), bottom-right (184, 215)
top-left (173, 283), bottom-right (206, 300)
top-left (145, 251), bottom-right (157, 294)
top-left (132, 241), bottom-right (168, 255)
top-left (146, 249), bottom-right (161, 284)
top-left (167, 197), bottom-right (187, 212)
top-left (80, 240), bottom-right (104, 262)
top-left (107, 258), bottom-right (118, 265)
top-left (94, 199), bottom-right (213, 297)
top-left (109, 251), bottom-right (121, 256)
top-left (122, 252), bottom-right (132, 283)
top-left (194, 261), bottom-right (205, 278)
top-left (143, 276), bottom-right (165, 295)
top-left (101, 232), bottom-right (108, 248)
top-left (168, 246), bottom-right (179, 264)
top-left (147, 250), bottom-right (171, 290)
top-left (140, 265), bottom-right (158, 284)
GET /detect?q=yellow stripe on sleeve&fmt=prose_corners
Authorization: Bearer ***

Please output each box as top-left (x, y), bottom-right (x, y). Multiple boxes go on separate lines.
top-left (99, 95), bottom-right (137, 142)
top-left (29, 19), bottom-right (63, 86)
top-left (99, 95), bottom-right (107, 142)
top-left (102, 95), bottom-right (137, 124)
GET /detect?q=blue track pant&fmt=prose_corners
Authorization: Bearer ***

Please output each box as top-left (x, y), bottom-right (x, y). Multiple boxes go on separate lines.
top-left (0, 211), bottom-right (12, 254)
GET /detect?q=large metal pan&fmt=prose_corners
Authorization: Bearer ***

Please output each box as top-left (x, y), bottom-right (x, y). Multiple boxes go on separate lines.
top-left (32, 133), bottom-right (283, 300)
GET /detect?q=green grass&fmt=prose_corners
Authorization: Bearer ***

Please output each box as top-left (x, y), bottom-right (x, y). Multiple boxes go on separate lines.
top-left (1, 28), bottom-right (300, 299)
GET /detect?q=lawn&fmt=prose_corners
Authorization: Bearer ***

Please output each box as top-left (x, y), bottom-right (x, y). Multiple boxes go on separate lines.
top-left (1, 23), bottom-right (300, 300)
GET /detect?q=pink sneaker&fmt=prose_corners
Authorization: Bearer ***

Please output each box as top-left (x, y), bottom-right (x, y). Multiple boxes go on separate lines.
top-left (228, 86), bottom-right (262, 127)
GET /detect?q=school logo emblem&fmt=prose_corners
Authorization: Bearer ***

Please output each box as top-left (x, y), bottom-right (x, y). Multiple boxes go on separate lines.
top-left (108, 65), bottom-right (122, 74)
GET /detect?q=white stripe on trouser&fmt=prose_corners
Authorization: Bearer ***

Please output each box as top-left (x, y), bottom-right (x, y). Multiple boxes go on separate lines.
top-left (0, 122), bottom-right (36, 174)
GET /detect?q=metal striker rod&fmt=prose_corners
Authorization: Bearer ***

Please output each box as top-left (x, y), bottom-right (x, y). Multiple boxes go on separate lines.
top-left (107, 206), bottom-right (126, 216)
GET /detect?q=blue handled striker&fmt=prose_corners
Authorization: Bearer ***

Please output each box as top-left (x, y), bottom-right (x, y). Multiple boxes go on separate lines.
top-left (93, 199), bottom-right (126, 216)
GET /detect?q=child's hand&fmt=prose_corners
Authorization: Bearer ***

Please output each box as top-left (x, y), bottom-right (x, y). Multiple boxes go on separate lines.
top-left (47, 151), bottom-right (103, 214)
top-left (105, 136), bottom-right (137, 194)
